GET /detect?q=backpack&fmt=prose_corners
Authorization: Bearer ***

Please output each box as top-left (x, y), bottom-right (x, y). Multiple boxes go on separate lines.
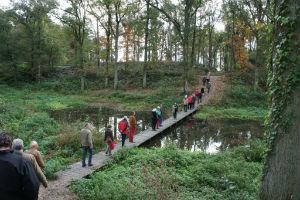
top-left (118, 120), bottom-right (127, 134)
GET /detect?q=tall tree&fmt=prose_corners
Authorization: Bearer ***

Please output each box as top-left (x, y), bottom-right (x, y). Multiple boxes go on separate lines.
top-left (260, 0), bottom-right (300, 199)
top-left (148, 0), bottom-right (202, 92)
top-left (12, 0), bottom-right (57, 83)
top-left (143, 0), bottom-right (150, 88)
top-left (61, 0), bottom-right (87, 91)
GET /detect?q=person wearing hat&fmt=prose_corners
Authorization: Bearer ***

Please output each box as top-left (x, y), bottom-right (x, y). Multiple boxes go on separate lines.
top-left (129, 112), bottom-right (137, 143)
top-left (104, 125), bottom-right (114, 156)
top-left (118, 116), bottom-right (129, 147)
top-left (80, 123), bottom-right (95, 167)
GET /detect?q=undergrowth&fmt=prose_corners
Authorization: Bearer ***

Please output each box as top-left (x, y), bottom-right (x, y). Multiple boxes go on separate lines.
top-left (72, 143), bottom-right (265, 200)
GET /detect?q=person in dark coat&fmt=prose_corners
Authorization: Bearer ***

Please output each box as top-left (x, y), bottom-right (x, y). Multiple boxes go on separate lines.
top-left (172, 103), bottom-right (179, 119)
top-left (0, 133), bottom-right (40, 200)
top-left (192, 94), bottom-right (196, 109)
top-left (201, 87), bottom-right (205, 98)
top-left (104, 125), bottom-right (114, 156)
top-left (151, 108), bottom-right (157, 131)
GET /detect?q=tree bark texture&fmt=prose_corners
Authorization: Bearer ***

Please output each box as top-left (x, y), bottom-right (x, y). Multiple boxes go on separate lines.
top-left (260, 1), bottom-right (300, 199)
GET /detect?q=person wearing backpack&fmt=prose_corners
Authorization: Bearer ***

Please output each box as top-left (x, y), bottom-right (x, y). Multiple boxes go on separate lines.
top-left (118, 116), bottom-right (129, 147)
top-left (151, 108), bottom-right (157, 131)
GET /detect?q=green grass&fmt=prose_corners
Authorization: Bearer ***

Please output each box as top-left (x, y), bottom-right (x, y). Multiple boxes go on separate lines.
top-left (0, 74), bottom-right (193, 178)
top-left (72, 144), bottom-right (264, 200)
top-left (196, 106), bottom-right (268, 121)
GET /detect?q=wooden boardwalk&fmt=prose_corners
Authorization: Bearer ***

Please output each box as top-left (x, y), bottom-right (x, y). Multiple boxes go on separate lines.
top-left (39, 76), bottom-right (224, 200)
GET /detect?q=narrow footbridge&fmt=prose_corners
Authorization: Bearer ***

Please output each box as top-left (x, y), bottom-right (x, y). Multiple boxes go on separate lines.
top-left (38, 76), bottom-right (223, 200)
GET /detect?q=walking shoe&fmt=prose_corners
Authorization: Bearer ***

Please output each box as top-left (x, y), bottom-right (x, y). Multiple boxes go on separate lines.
top-left (82, 164), bottom-right (86, 167)
top-left (88, 164), bottom-right (93, 167)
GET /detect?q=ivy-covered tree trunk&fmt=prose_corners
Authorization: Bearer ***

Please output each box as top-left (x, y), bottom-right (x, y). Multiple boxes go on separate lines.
top-left (260, 1), bottom-right (300, 199)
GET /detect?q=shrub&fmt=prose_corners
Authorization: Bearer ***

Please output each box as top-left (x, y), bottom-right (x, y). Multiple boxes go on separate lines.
top-left (72, 147), bottom-right (263, 200)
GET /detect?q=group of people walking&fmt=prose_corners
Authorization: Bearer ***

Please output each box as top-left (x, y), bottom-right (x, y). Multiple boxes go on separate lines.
top-left (151, 105), bottom-right (164, 131)
top-left (46, 71), bottom-right (213, 170)
top-left (80, 112), bottom-right (137, 167)
top-left (0, 133), bottom-right (47, 200)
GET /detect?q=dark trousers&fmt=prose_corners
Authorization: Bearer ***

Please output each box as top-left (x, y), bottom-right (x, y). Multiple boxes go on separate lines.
top-left (184, 105), bottom-right (188, 112)
top-left (82, 146), bottom-right (93, 166)
top-left (159, 116), bottom-right (163, 125)
top-left (173, 111), bottom-right (177, 119)
top-left (121, 134), bottom-right (127, 147)
top-left (152, 118), bottom-right (157, 130)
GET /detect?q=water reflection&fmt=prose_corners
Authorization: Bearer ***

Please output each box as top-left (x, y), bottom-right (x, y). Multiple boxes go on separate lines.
top-left (50, 107), bottom-right (151, 140)
top-left (50, 107), bottom-right (264, 154)
top-left (142, 118), bottom-right (264, 154)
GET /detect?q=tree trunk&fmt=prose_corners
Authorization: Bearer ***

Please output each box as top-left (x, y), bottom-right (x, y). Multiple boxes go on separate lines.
top-left (80, 76), bottom-right (85, 91)
top-left (105, 3), bottom-right (112, 88)
top-left (143, 1), bottom-right (150, 88)
top-left (208, 15), bottom-right (213, 70)
top-left (96, 19), bottom-right (100, 69)
top-left (260, 1), bottom-right (300, 199)
top-left (182, 0), bottom-right (192, 93)
top-left (191, 12), bottom-right (197, 67)
top-left (113, 7), bottom-right (120, 90)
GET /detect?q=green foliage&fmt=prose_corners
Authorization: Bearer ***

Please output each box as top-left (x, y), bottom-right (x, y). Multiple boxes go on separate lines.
top-left (196, 106), bottom-right (267, 121)
top-left (266, 2), bottom-right (300, 146)
top-left (220, 78), bottom-right (267, 108)
top-left (44, 157), bottom-right (70, 180)
top-left (72, 146), bottom-right (263, 200)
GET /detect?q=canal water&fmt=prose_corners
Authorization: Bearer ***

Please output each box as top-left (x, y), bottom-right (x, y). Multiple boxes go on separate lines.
top-left (50, 107), bottom-right (264, 154)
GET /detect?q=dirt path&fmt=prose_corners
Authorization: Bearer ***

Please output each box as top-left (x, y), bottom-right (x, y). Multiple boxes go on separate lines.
top-left (38, 76), bottom-right (225, 200)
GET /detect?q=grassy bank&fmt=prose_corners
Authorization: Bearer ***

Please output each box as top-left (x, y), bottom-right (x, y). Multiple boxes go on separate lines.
top-left (196, 106), bottom-right (267, 121)
top-left (0, 68), bottom-right (201, 178)
top-left (72, 143), bottom-right (265, 200)
top-left (196, 71), bottom-right (268, 121)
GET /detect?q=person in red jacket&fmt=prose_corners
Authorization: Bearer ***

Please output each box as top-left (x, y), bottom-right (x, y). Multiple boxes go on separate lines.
top-left (118, 116), bottom-right (129, 147)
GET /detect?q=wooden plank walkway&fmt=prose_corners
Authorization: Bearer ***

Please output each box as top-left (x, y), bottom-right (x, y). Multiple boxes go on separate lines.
top-left (38, 76), bottom-right (224, 200)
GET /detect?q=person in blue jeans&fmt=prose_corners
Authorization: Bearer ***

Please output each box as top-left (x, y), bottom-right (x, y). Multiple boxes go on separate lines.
top-left (80, 123), bottom-right (94, 167)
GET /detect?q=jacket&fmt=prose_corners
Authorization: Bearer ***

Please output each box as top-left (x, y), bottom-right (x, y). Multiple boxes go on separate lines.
top-left (0, 150), bottom-right (39, 200)
top-left (184, 98), bottom-right (188, 105)
top-left (118, 119), bottom-right (128, 134)
top-left (15, 151), bottom-right (48, 188)
top-left (129, 115), bottom-right (137, 128)
top-left (104, 128), bottom-right (114, 143)
top-left (80, 128), bottom-right (93, 148)
top-left (25, 149), bottom-right (45, 170)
